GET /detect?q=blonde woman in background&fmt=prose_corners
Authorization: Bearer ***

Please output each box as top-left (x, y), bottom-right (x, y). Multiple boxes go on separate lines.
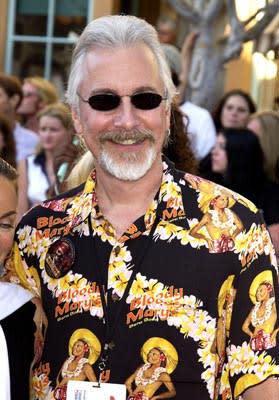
top-left (17, 103), bottom-right (75, 219)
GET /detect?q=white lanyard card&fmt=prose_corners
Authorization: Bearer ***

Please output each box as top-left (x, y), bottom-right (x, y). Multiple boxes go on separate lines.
top-left (66, 380), bottom-right (127, 400)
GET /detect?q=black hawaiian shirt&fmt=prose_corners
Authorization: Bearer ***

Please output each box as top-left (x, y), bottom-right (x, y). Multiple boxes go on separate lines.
top-left (11, 157), bottom-right (279, 400)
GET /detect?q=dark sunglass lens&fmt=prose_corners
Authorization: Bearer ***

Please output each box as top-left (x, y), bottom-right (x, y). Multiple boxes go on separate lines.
top-left (88, 94), bottom-right (120, 111)
top-left (132, 93), bottom-right (163, 110)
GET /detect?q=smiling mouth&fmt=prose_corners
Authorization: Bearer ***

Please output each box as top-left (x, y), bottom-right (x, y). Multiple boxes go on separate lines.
top-left (110, 138), bottom-right (145, 145)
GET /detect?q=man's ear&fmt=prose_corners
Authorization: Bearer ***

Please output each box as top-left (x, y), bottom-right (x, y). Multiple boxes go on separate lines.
top-left (71, 108), bottom-right (83, 134)
top-left (10, 94), bottom-right (21, 110)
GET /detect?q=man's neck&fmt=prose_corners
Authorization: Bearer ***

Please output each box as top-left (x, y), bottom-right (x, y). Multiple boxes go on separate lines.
top-left (95, 159), bottom-right (163, 238)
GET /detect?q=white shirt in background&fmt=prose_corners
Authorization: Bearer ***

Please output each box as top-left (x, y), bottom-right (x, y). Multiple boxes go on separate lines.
top-left (180, 101), bottom-right (216, 161)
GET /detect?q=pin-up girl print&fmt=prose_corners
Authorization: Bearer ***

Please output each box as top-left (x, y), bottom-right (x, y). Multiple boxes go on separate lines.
top-left (189, 189), bottom-right (243, 253)
top-left (125, 337), bottom-right (178, 400)
top-left (54, 329), bottom-right (101, 400)
top-left (242, 271), bottom-right (279, 351)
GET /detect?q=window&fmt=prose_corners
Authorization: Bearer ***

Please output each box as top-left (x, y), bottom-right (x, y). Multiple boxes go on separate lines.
top-left (5, 0), bottom-right (93, 98)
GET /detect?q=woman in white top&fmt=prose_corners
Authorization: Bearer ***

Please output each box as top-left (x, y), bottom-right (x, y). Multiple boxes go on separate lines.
top-left (17, 103), bottom-right (75, 219)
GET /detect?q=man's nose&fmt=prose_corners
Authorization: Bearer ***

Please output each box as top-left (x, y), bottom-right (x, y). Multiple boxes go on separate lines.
top-left (113, 97), bottom-right (140, 130)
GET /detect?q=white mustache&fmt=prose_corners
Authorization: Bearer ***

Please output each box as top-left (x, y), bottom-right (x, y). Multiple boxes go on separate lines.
top-left (99, 129), bottom-right (155, 144)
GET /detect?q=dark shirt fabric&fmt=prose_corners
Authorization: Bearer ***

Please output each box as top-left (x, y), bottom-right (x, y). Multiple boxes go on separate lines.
top-left (1, 302), bottom-right (36, 400)
top-left (12, 157), bottom-right (279, 399)
top-left (256, 180), bottom-right (279, 226)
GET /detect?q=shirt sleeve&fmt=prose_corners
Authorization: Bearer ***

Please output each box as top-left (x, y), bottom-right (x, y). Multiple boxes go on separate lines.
top-left (224, 210), bottom-right (279, 398)
top-left (7, 225), bottom-right (42, 298)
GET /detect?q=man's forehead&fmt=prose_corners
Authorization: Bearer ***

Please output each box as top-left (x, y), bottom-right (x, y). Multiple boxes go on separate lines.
top-left (83, 43), bottom-right (157, 67)
top-left (79, 44), bottom-right (164, 92)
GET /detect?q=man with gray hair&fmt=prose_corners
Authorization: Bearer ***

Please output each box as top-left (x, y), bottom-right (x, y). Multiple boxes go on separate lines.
top-left (9, 14), bottom-right (279, 400)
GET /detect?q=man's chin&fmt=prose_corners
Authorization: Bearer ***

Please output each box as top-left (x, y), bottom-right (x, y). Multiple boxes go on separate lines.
top-left (100, 150), bottom-right (157, 181)
top-left (104, 162), bottom-right (152, 181)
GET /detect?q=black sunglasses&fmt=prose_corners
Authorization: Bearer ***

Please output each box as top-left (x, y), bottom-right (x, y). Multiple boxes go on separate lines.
top-left (77, 92), bottom-right (167, 111)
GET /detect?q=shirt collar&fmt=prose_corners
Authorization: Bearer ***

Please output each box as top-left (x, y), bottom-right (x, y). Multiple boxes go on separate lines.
top-left (65, 156), bottom-right (185, 233)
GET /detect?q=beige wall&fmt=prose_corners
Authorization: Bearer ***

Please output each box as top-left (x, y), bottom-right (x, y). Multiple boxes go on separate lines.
top-left (93, 0), bottom-right (121, 19)
top-left (0, 0), bottom-right (8, 72)
top-left (224, 42), bottom-right (253, 94)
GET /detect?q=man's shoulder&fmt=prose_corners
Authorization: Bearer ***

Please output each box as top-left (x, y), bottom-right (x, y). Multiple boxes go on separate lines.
top-left (180, 172), bottom-right (259, 215)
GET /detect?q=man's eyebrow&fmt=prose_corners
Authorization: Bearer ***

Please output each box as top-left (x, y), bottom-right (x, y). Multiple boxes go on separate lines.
top-left (0, 211), bottom-right (17, 219)
top-left (88, 85), bottom-right (160, 96)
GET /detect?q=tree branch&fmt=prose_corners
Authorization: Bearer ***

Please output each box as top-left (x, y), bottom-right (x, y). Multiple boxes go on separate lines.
top-left (242, 3), bottom-right (279, 42)
top-left (204, 0), bottom-right (225, 24)
top-left (166, 0), bottom-right (201, 24)
top-left (219, 1), bottom-right (279, 62)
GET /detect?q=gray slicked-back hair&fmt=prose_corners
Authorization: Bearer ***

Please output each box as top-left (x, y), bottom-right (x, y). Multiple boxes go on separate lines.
top-left (65, 15), bottom-right (177, 112)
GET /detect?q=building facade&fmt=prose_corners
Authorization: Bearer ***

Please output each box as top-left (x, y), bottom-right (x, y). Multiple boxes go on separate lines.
top-left (0, 0), bottom-right (278, 109)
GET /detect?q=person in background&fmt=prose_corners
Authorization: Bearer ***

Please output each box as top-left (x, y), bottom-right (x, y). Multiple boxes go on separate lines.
top-left (160, 30), bottom-right (199, 105)
top-left (7, 15), bottom-right (279, 400)
top-left (0, 158), bottom-right (36, 400)
top-left (247, 111), bottom-right (279, 183)
top-left (200, 89), bottom-right (256, 179)
top-left (156, 16), bottom-right (177, 45)
top-left (0, 113), bottom-right (16, 168)
top-left (211, 127), bottom-right (279, 259)
top-left (0, 74), bottom-right (39, 164)
top-left (212, 89), bottom-right (256, 131)
top-left (161, 42), bottom-right (216, 163)
top-left (17, 103), bottom-right (75, 218)
top-left (17, 76), bottom-right (58, 133)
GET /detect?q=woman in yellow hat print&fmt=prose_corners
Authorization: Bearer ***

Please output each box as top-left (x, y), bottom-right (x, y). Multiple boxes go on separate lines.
top-left (125, 337), bottom-right (178, 400)
top-left (54, 328), bottom-right (101, 400)
top-left (242, 271), bottom-right (278, 351)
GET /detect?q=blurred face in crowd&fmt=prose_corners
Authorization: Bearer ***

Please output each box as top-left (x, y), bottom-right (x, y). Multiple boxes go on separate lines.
top-left (0, 175), bottom-right (17, 267)
top-left (38, 115), bottom-right (70, 152)
top-left (156, 22), bottom-right (176, 45)
top-left (221, 95), bottom-right (251, 129)
top-left (72, 43), bottom-right (170, 182)
top-left (211, 134), bottom-right (228, 175)
top-left (17, 82), bottom-right (41, 116)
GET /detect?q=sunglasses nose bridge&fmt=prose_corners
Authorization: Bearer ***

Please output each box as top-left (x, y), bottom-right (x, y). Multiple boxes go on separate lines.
top-left (113, 95), bottom-right (140, 129)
